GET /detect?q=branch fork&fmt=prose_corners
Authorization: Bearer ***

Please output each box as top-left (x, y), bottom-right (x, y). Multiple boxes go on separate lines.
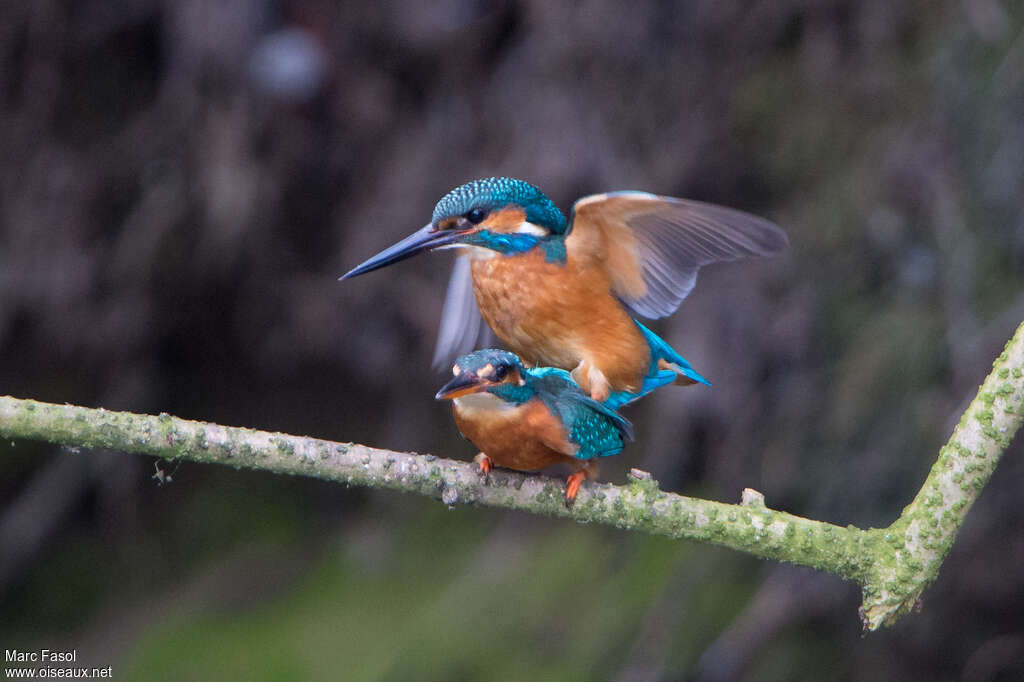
top-left (2, 321), bottom-right (1022, 630)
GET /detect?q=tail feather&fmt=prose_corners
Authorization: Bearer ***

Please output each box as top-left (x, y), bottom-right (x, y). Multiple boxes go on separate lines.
top-left (659, 359), bottom-right (710, 386)
top-left (604, 320), bottom-right (709, 409)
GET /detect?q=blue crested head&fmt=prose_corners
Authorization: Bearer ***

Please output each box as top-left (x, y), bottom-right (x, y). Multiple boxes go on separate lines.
top-left (339, 177), bottom-right (567, 280)
top-left (452, 348), bottom-right (523, 376)
top-left (435, 348), bottom-right (534, 404)
top-left (431, 177), bottom-right (568, 235)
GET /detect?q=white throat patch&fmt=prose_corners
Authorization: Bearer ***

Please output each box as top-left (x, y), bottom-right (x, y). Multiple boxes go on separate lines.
top-left (453, 392), bottom-right (518, 413)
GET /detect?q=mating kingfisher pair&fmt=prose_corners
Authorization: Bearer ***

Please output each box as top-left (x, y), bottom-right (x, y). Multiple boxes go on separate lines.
top-left (342, 177), bottom-right (787, 502)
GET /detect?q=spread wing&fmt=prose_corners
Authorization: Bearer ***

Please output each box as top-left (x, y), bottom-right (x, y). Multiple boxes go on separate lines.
top-left (566, 192), bottom-right (788, 319)
top-left (432, 254), bottom-right (492, 369)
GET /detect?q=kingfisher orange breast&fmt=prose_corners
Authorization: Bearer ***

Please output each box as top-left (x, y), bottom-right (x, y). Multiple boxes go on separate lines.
top-left (470, 248), bottom-right (650, 394)
top-left (451, 397), bottom-right (575, 472)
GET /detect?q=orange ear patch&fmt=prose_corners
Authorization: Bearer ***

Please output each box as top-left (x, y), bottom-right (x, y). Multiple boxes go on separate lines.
top-left (482, 206), bottom-right (529, 233)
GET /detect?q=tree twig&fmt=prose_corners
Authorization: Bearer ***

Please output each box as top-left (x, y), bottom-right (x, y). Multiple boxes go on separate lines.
top-left (1, 321), bottom-right (1021, 630)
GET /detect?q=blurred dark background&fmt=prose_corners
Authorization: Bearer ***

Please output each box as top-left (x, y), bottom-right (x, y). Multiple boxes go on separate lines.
top-left (2, 1), bottom-right (1024, 680)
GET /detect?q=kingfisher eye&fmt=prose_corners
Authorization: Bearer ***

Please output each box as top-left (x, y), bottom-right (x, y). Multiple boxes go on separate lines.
top-left (466, 207), bottom-right (488, 224)
top-left (493, 365), bottom-right (508, 381)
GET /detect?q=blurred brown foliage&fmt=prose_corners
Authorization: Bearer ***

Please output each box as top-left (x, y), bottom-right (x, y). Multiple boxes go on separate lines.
top-left (2, 1), bottom-right (1023, 680)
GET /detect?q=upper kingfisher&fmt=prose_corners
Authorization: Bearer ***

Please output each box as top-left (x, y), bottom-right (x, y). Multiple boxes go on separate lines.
top-left (342, 177), bottom-right (788, 407)
top-left (435, 348), bottom-right (634, 502)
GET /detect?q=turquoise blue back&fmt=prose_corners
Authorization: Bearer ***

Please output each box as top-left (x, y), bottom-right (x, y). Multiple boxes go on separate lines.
top-left (528, 368), bottom-right (633, 460)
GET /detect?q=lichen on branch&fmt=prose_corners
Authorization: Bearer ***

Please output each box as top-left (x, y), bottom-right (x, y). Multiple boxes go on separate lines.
top-left (0, 322), bottom-right (1021, 631)
top-left (858, 321), bottom-right (1024, 629)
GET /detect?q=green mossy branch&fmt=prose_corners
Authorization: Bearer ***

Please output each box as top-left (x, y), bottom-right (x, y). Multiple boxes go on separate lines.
top-left (858, 320), bottom-right (1024, 629)
top-left (1, 322), bottom-right (1021, 630)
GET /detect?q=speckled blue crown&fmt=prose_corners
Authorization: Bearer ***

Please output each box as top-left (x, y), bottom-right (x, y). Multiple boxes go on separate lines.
top-left (432, 177), bottom-right (568, 234)
top-left (454, 348), bottom-right (523, 373)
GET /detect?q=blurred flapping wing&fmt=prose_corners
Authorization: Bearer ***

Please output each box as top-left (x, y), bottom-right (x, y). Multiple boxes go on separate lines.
top-left (432, 254), bottom-right (491, 369)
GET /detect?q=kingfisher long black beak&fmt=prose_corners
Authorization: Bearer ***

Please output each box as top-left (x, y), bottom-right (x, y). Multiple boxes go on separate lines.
top-left (340, 224), bottom-right (464, 280)
top-left (435, 371), bottom-right (485, 401)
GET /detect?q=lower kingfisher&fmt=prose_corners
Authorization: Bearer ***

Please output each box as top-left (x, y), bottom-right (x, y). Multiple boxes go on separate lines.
top-left (342, 177), bottom-right (787, 407)
top-left (435, 349), bottom-right (634, 503)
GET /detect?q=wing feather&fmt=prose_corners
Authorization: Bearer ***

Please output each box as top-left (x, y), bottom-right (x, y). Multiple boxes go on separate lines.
top-left (568, 191), bottom-right (787, 318)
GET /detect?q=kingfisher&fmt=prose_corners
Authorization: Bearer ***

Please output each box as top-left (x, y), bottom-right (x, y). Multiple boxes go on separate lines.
top-left (435, 349), bottom-right (633, 503)
top-left (342, 177), bottom-right (787, 406)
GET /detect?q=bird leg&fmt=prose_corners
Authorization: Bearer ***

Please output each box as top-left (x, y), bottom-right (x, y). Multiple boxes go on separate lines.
top-left (588, 366), bottom-right (611, 402)
top-left (473, 452), bottom-right (492, 477)
top-left (570, 360), bottom-right (612, 403)
top-left (564, 460), bottom-right (599, 505)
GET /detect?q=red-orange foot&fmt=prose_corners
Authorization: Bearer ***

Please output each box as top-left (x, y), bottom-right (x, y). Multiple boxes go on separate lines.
top-left (473, 453), bottom-right (492, 477)
top-left (565, 470), bottom-right (587, 505)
